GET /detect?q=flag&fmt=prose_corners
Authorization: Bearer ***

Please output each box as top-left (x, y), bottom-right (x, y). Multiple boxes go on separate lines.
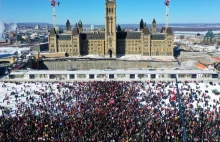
top-left (171, 90), bottom-right (175, 101)
top-left (109, 99), bottom-right (115, 104)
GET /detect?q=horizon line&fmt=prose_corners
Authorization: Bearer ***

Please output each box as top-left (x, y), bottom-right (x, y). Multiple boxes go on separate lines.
top-left (16, 22), bottom-right (220, 25)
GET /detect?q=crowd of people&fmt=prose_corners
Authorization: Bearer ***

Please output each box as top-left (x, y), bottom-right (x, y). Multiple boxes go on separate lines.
top-left (0, 81), bottom-right (219, 141)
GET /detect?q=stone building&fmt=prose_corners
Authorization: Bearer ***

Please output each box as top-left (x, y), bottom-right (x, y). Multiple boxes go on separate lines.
top-left (49, 0), bottom-right (174, 57)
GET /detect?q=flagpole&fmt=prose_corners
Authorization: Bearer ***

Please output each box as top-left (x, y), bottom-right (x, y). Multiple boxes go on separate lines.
top-left (175, 74), bottom-right (187, 141)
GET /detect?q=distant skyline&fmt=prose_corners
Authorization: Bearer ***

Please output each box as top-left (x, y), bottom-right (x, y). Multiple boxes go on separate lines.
top-left (0, 0), bottom-right (220, 25)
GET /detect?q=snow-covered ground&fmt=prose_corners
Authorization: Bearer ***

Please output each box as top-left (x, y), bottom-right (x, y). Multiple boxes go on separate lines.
top-left (178, 60), bottom-right (197, 70)
top-left (0, 82), bottom-right (76, 116)
top-left (174, 30), bottom-right (220, 35)
top-left (175, 35), bottom-right (220, 52)
top-left (74, 54), bottom-right (174, 61)
top-left (189, 45), bottom-right (219, 52)
top-left (0, 81), bottom-right (219, 117)
top-left (0, 47), bottom-right (30, 55)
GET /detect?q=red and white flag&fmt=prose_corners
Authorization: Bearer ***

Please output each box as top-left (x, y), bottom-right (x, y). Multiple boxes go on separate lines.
top-left (171, 89), bottom-right (176, 101)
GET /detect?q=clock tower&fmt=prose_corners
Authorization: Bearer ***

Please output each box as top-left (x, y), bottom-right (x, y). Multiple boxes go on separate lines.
top-left (105, 0), bottom-right (116, 57)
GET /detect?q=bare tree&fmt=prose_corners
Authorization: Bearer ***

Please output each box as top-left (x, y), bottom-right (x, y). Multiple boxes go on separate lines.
top-left (180, 35), bottom-right (185, 41)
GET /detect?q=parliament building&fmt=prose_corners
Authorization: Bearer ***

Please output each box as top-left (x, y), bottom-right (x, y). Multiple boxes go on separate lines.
top-left (49, 0), bottom-right (174, 57)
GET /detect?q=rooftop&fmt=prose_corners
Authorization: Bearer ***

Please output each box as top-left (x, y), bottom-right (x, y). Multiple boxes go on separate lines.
top-left (58, 35), bottom-right (71, 40)
top-left (117, 32), bottom-right (142, 39)
top-left (11, 69), bottom-right (218, 75)
top-left (80, 32), bottom-right (105, 40)
top-left (151, 34), bottom-right (166, 40)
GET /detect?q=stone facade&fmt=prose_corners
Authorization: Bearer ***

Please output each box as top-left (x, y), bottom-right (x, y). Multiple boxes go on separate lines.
top-left (49, 0), bottom-right (174, 57)
top-left (40, 60), bottom-right (178, 70)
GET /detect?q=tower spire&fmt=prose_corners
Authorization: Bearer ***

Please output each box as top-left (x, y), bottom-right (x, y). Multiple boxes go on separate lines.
top-left (152, 19), bottom-right (156, 33)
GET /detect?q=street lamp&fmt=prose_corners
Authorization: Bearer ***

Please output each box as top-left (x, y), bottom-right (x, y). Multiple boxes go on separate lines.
top-left (175, 74), bottom-right (187, 141)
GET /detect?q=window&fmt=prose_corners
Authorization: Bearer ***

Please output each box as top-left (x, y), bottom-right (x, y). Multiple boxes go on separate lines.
top-left (49, 75), bottom-right (55, 79)
top-left (109, 74), bottom-right (114, 79)
top-left (138, 74), bottom-right (144, 79)
top-left (151, 74), bottom-right (156, 79)
top-left (69, 74), bottom-right (75, 79)
top-left (9, 75), bottom-right (15, 79)
top-left (178, 74), bottom-right (185, 78)
top-left (89, 74), bottom-right (94, 79)
top-left (117, 74), bottom-right (125, 78)
top-left (74, 45), bottom-right (77, 47)
top-left (212, 74), bottom-right (218, 78)
top-left (170, 74), bottom-right (176, 78)
top-left (77, 74), bottom-right (86, 78)
top-left (186, 74), bottom-right (191, 78)
top-left (29, 75), bottom-right (35, 79)
top-left (130, 74), bottom-right (135, 79)
top-left (191, 74), bottom-right (197, 78)
top-left (97, 74), bottom-right (105, 78)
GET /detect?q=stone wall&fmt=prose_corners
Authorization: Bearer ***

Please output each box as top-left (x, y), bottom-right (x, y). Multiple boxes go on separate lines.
top-left (40, 60), bottom-right (178, 70)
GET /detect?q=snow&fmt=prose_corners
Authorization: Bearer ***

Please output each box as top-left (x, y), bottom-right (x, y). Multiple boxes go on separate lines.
top-left (0, 82), bottom-right (76, 116)
top-left (0, 47), bottom-right (30, 55)
top-left (136, 81), bottom-right (220, 114)
top-left (178, 60), bottom-right (197, 70)
top-left (0, 81), bottom-right (219, 117)
top-left (174, 30), bottom-right (220, 35)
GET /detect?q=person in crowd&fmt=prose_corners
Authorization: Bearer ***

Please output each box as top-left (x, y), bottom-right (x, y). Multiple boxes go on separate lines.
top-left (0, 81), bottom-right (219, 141)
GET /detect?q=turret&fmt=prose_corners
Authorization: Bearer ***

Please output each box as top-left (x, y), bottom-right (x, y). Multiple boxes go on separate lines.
top-left (152, 19), bottom-right (156, 34)
top-left (78, 20), bottom-right (83, 33)
top-left (140, 19), bottom-right (144, 31)
top-left (66, 20), bottom-right (71, 31)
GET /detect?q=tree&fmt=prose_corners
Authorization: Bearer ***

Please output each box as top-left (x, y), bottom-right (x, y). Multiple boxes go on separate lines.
top-left (180, 35), bottom-right (185, 40)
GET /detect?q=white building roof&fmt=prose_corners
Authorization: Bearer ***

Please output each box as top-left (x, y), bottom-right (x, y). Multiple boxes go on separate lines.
top-left (10, 70), bottom-right (28, 75)
top-left (21, 69), bottom-right (218, 75)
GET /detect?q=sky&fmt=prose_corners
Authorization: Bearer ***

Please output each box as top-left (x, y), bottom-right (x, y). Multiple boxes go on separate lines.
top-left (0, 0), bottom-right (220, 25)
